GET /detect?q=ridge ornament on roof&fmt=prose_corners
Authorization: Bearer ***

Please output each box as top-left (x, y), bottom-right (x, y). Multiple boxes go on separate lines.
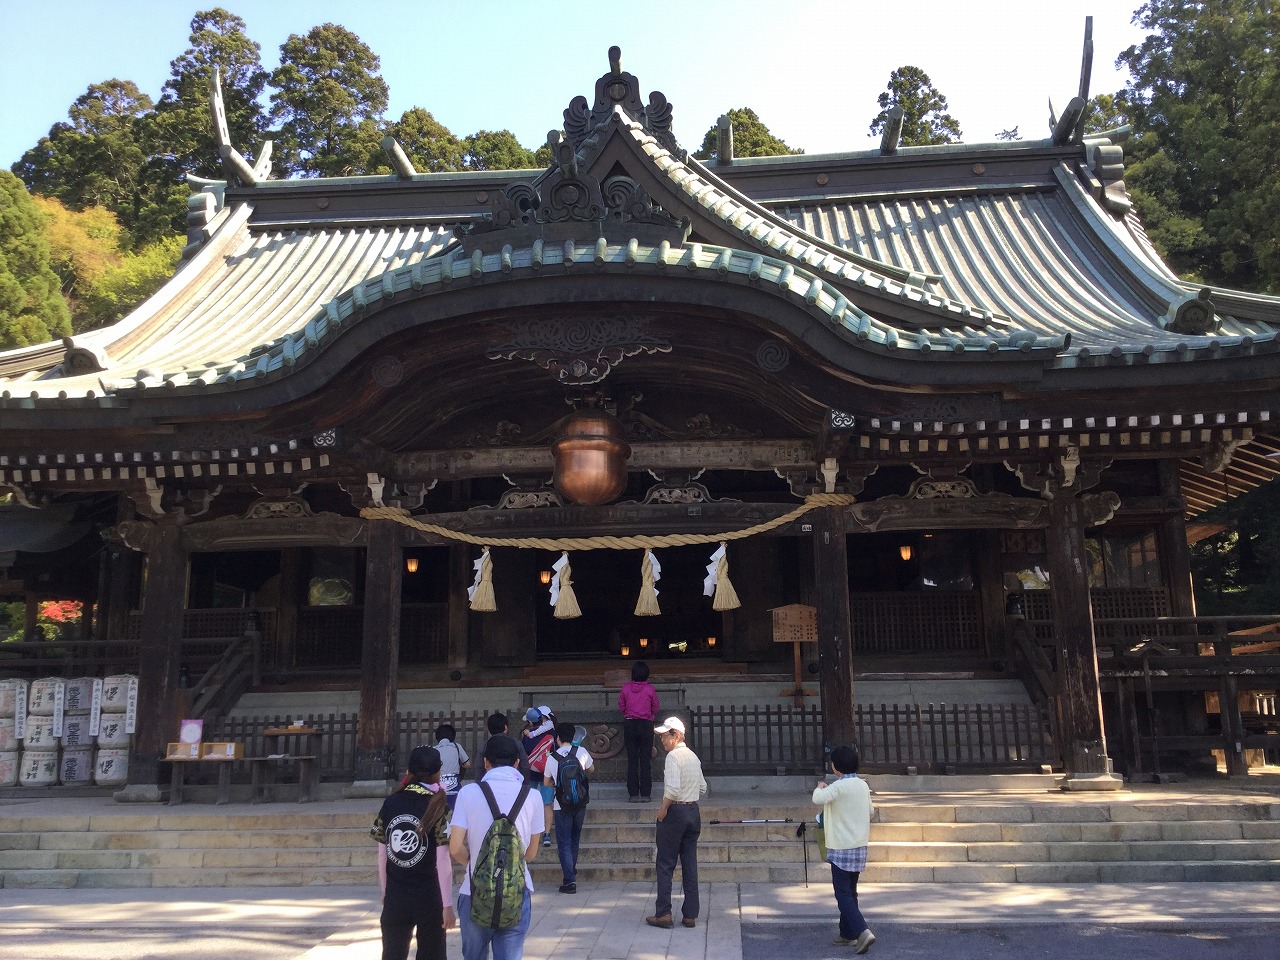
top-left (564, 45), bottom-right (678, 155)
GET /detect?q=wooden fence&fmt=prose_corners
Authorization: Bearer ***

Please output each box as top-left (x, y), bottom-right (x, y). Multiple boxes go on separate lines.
top-left (205, 702), bottom-right (1054, 782)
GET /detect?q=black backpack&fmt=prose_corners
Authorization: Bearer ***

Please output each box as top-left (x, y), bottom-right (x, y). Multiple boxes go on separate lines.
top-left (553, 746), bottom-right (589, 811)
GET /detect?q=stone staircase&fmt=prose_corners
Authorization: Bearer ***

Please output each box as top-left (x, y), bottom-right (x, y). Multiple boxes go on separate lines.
top-left (2, 779), bottom-right (1278, 888)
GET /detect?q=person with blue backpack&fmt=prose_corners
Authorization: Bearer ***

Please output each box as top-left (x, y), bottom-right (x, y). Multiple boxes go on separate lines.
top-left (541, 721), bottom-right (594, 894)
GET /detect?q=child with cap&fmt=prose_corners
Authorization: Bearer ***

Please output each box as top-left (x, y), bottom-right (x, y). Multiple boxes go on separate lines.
top-left (371, 745), bottom-right (453, 960)
top-left (522, 705), bottom-right (556, 846)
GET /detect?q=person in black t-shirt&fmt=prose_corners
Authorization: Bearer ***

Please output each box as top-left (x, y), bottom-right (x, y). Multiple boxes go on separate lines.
top-left (371, 746), bottom-right (453, 960)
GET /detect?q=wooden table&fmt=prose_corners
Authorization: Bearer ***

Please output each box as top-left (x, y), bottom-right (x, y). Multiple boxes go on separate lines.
top-left (166, 758), bottom-right (235, 805)
top-left (248, 727), bottom-right (321, 803)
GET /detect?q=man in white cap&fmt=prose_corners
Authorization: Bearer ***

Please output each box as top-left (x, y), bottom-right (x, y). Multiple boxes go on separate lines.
top-left (645, 716), bottom-right (706, 930)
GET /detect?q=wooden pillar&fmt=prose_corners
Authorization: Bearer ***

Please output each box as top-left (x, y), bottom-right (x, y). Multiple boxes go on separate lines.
top-left (447, 544), bottom-right (471, 670)
top-left (121, 519), bottom-right (187, 799)
top-left (812, 506), bottom-right (855, 754)
top-left (1045, 494), bottom-right (1122, 788)
top-left (352, 519), bottom-right (402, 786)
top-left (274, 548), bottom-right (305, 672)
top-left (1157, 461), bottom-right (1196, 618)
top-left (975, 530), bottom-right (1009, 659)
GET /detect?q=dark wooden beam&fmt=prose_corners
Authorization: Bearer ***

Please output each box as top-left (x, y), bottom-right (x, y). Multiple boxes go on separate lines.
top-left (353, 518), bottom-right (403, 784)
top-left (1045, 493), bottom-right (1122, 789)
top-left (812, 506), bottom-right (855, 754)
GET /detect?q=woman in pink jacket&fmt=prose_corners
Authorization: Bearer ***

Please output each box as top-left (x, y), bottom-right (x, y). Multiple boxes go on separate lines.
top-left (617, 661), bottom-right (660, 802)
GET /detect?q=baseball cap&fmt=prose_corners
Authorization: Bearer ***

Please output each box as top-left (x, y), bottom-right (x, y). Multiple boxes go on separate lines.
top-left (654, 717), bottom-right (685, 735)
top-left (524, 707), bottom-right (542, 723)
top-left (407, 745), bottom-right (442, 776)
top-left (537, 705), bottom-right (552, 717)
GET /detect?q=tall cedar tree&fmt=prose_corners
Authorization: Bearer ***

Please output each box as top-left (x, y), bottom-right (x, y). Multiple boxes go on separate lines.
top-left (14, 80), bottom-right (154, 241)
top-left (693, 108), bottom-right (803, 162)
top-left (142, 8), bottom-right (269, 234)
top-left (0, 171), bottom-right (72, 349)
top-left (869, 66), bottom-right (962, 146)
top-left (1117, 0), bottom-right (1280, 292)
top-left (269, 23), bottom-right (389, 177)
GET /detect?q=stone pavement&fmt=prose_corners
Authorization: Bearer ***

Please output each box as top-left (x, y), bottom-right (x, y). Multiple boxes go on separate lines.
top-left (4, 879), bottom-right (1280, 960)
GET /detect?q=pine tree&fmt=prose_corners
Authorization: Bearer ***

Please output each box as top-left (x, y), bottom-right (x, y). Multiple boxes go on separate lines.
top-left (869, 66), bottom-right (962, 146)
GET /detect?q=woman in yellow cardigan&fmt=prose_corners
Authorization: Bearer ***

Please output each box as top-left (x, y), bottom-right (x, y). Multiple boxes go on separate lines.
top-left (812, 745), bottom-right (875, 952)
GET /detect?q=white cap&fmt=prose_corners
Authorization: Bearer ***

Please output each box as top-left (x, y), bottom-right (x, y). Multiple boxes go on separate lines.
top-left (537, 705), bottom-right (552, 717)
top-left (654, 716), bottom-right (685, 735)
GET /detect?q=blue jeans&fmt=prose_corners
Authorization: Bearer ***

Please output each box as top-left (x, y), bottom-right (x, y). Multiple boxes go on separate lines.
top-left (554, 806), bottom-right (587, 884)
top-left (458, 889), bottom-right (532, 960)
top-left (830, 863), bottom-right (867, 940)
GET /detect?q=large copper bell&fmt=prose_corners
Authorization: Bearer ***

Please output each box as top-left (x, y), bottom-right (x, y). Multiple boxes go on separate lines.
top-left (551, 408), bottom-right (631, 506)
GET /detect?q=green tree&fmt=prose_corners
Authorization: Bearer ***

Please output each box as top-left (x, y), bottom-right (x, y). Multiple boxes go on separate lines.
top-left (693, 107), bottom-right (803, 162)
top-left (80, 235), bottom-right (183, 331)
top-left (391, 108), bottom-right (465, 172)
top-left (141, 8), bottom-right (269, 236)
top-left (1118, 0), bottom-right (1280, 291)
top-left (14, 80), bottom-right (154, 234)
top-left (0, 171), bottom-right (72, 349)
top-left (462, 129), bottom-right (537, 171)
top-left (32, 196), bottom-right (122, 319)
top-left (269, 23), bottom-right (390, 177)
top-left (869, 66), bottom-right (962, 146)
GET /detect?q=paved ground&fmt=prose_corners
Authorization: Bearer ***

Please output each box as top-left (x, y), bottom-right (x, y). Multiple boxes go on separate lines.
top-left (4, 880), bottom-right (1280, 960)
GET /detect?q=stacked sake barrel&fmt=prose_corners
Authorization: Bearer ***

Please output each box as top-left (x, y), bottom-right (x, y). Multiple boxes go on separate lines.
top-left (0, 679), bottom-right (23, 786)
top-left (93, 674), bottom-right (136, 786)
top-left (19, 677), bottom-right (62, 787)
top-left (59, 677), bottom-right (98, 785)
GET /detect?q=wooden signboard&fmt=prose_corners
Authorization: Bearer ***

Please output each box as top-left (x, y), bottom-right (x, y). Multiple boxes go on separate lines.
top-left (771, 604), bottom-right (817, 643)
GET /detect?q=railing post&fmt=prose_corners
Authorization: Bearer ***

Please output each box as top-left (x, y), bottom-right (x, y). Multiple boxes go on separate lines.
top-left (1215, 634), bottom-right (1248, 776)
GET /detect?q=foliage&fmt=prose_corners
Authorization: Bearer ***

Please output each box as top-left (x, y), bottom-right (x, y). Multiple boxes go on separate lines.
top-left (463, 129), bottom-right (537, 171)
top-left (1117, 0), bottom-right (1280, 292)
top-left (14, 80), bottom-right (155, 239)
top-left (80, 235), bottom-right (183, 331)
top-left (995, 127), bottom-right (1021, 141)
top-left (869, 66), bottom-right (962, 146)
top-left (269, 23), bottom-right (390, 177)
top-left (1190, 480), bottom-right (1280, 614)
top-left (0, 171), bottom-right (72, 348)
top-left (0, 599), bottom-right (82, 643)
top-left (391, 107), bottom-right (465, 172)
top-left (693, 108), bottom-right (803, 162)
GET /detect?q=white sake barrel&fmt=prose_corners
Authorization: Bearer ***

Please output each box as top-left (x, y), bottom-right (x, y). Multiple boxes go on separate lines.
top-left (63, 678), bottom-right (97, 713)
top-left (99, 675), bottom-right (136, 713)
top-left (23, 715), bottom-right (60, 749)
top-left (60, 748), bottom-right (93, 784)
top-left (19, 749), bottom-right (59, 787)
top-left (94, 748), bottom-right (129, 785)
top-left (27, 678), bottom-right (63, 715)
top-left (96, 714), bottom-right (131, 747)
top-left (0, 751), bottom-right (17, 786)
top-left (0, 716), bottom-right (16, 752)
top-left (0, 679), bottom-right (25, 718)
top-left (61, 712), bottom-right (93, 748)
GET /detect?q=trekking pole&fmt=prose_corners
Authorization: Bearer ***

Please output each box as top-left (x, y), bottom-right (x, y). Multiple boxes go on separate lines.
top-left (707, 818), bottom-right (794, 825)
top-left (795, 821), bottom-right (809, 887)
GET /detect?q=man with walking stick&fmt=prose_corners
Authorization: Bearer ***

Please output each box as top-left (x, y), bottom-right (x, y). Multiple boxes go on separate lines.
top-left (645, 716), bottom-right (706, 930)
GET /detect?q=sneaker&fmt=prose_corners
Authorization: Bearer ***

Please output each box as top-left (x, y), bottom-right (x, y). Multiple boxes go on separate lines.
top-left (832, 936), bottom-right (855, 946)
top-left (629, 796), bottom-right (642, 803)
top-left (854, 930), bottom-right (876, 954)
top-left (641, 796), bottom-right (652, 802)
top-left (542, 834), bottom-right (552, 847)
top-left (645, 914), bottom-right (674, 929)
top-left (682, 917), bottom-right (697, 928)
top-left (558, 882), bottom-right (577, 894)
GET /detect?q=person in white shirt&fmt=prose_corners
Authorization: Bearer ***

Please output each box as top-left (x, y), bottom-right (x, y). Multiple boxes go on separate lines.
top-left (450, 735), bottom-right (545, 960)
top-left (646, 716), bottom-right (706, 930)
top-left (434, 722), bottom-right (471, 810)
top-left (542, 722), bottom-right (594, 894)
top-left (812, 745), bottom-right (875, 953)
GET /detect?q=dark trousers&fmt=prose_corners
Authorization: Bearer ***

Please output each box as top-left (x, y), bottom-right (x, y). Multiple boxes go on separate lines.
top-left (381, 882), bottom-right (445, 960)
top-left (830, 863), bottom-right (867, 940)
top-left (554, 805), bottom-right (587, 884)
top-left (655, 802), bottom-right (700, 920)
top-left (623, 718), bottom-right (654, 799)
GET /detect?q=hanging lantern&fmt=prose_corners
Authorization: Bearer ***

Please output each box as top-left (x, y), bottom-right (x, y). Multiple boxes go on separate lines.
top-left (405, 557), bottom-right (419, 574)
top-left (899, 544), bottom-right (913, 561)
top-left (551, 407), bottom-right (631, 506)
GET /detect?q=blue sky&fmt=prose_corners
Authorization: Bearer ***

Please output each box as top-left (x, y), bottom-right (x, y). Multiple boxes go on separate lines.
top-left (0, 0), bottom-right (1148, 170)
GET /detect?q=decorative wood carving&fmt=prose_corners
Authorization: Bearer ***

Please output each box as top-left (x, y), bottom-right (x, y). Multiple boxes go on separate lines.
top-left (562, 45), bottom-right (679, 155)
top-left (755, 340), bottom-right (790, 373)
top-left (487, 314), bottom-right (672, 385)
top-left (1200, 429), bottom-right (1253, 473)
top-left (1081, 491), bottom-right (1122, 527)
top-left (245, 496), bottom-right (314, 520)
top-left (1006, 451), bottom-right (1109, 497)
top-left (852, 491), bottom-right (1046, 531)
top-left (638, 481), bottom-right (725, 505)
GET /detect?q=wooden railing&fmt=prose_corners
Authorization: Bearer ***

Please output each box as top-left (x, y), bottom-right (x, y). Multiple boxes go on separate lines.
top-left (850, 592), bottom-right (982, 654)
top-left (1018, 614), bottom-right (1280, 776)
top-left (199, 700), bottom-right (1054, 784)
